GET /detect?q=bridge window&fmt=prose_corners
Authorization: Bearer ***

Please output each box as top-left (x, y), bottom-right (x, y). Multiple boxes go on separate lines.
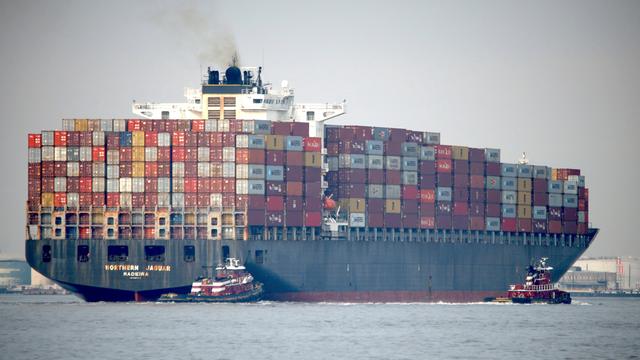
top-left (107, 228), bottom-right (115, 238)
top-left (306, 111), bottom-right (315, 121)
top-left (253, 99), bottom-right (263, 104)
top-left (255, 250), bottom-right (264, 264)
top-left (42, 245), bottom-right (52, 263)
top-left (161, 111), bottom-right (170, 120)
top-left (144, 246), bottom-right (165, 262)
top-left (107, 217), bottom-right (115, 225)
top-left (77, 245), bottom-right (90, 262)
top-left (107, 245), bottom-right (128, 262)
top-left (184, 245), bottom-right (195, 263)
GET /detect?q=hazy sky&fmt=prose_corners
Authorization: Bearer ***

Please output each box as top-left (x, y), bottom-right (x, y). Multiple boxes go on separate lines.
top-left (1, 0), bottom-right (638, 258)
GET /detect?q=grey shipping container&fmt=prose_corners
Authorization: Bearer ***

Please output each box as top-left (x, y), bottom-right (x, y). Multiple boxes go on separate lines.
top-left (327, 157), bottom-right (339, 171)
top-left (349, 213), bottom-right (366, 228)
top-left (28, 149), bottom-right (41, 163)
top-left (286, 136), bottom-right (303, 151)
top-left (533, 206), bottom-right (547, 220)
top-left (249, 164), bottom-right (265, 179)
top-left (401, 157), bottom-right (418, 171)
top-left (501, 163), bottom-right (517, 177)
top-left (385, 185), bottom-right (401, 199)
top-left (266, 165), bottom-right (284, 181)
top-left (563, 181), bottom-right (578, 194)
top-left (67, 147), bottom-right (80, 162)
top-left (401, 171), bottom-right (418, 185)
top-left (517, 164), bottom-right (533, 178)
top-left (485, 148), bottom-right (500, 163)
top-left (366, 140), bottom-right (384, 155)
top-left (401, 142), bottom-right (419, 156)
top-left (548, 194), bottom-right (563, 207)
top-left (486, 217), bottom-right (501, 231)
top-left (563, 195), bottom-right (578, 208)
top-left (501, 177), bottom-right (517, 191)
top-left (501, 190), bottom-right (517, 204)
top-left (437, 187), bottom-right (452, 201)
top-left (367, 155), bottom-right (384, 169)
top-left (420, 146), bottom-right (435, 161)
top-left (423, 132), bottom-right (440, 145)
top-left (385, 156), bottom-right (401, 170)
top-left (548, 180), bottom-right (563, 194)
top-left (367, 184), bottom-right (384, 198)
top-left (533, 166), bottom-right (549, 179)
top-left (501, 204), bottom-right (516, 218)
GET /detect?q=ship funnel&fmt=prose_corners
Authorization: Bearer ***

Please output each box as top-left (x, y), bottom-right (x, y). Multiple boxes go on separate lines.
top-left (207, 68), bottom-right (219, 85)
top-left (225, 66), bottom-right (242, 85)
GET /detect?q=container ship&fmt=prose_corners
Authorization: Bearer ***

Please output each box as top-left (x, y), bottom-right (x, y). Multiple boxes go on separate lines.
top-left (25, 65), bottom-right (597, 302)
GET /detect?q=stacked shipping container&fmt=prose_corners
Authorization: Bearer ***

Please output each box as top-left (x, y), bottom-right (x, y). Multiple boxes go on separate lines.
top-left (324, 125), bottom-right (590, 235)
top-left (27, 119), bottom-right (322, 241)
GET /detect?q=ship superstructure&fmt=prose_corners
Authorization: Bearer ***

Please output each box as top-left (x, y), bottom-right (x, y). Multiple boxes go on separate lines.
top-left (25, 65), bottom-right (597, 302)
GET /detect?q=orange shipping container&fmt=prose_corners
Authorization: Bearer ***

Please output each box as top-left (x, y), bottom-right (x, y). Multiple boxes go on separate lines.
top-left (54, 193), bottom-right (67, 207)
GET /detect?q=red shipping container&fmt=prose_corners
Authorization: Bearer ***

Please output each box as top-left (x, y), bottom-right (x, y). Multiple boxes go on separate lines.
top-left (305, 181), bottom-right (322, 196)
top-left (267, 196), bottom-right (284, 211)
top-left (420, 174), bottom-right (436, 188)
top-left (119, 148), bottom-right (132, 162)
top-left (286, 182), bottom-right (303, 196)
top-left (54, 131), bottom-right (68, 146)
top-left (452, 215), bottom-right (468, 230)
top-left (501, 218), bottom-right (516, 232)
top-left (222, 179), bottom-right (235, 193)
top-left (145, 178), bottom-right (158, 192)
top-left (272, 122), bottom-right (291, 136)
top-left (236, 149), bottom-right (250, 164)
top-left (286, 166), bottom-right (304, 182)
top-left (141, 120), bottom-right (155, 131)
top-left (367, 199), bottom-right (384, 213)
top-left (563, 221), bottom-right (577, 234)
top-left (28, 134), bottom-right (42, 148)
top-left (184, 193), bottom-right (197, 207)
top-left (453, 174), bottom-right (469, 187)
top-left (266, 150), bottom-right (285, 165)
top-left (157, 147), bottom-right (170, 162)
top-left (106, 193), bottom-right (120, 207)
top-left (248, 195), bottom-right (265, 210)
top-left (247, 149), bottom-right (265, 164)
top-left (79, 193), bottom-right (92, 206)
top-left (28, 163), bottom-right (41, 178)
top-left (469, 203), bottom-right (484, 217)
top-left (79, 177), bottom-right (92, 193)
top-left (54, 162), bottom-right (67, 176)
top-left (386, 170), bottom-right (401, 185)
top-left (577, 223), bottom-right (587, 234)
top-left (434, 145), bottom-right (452, 159)
top-left (266, 181), bottom-right (285, 195)
top-left (436, 159), bottom-right (452, 173)
top-left (304, 211), bottom-right (322, 227)
top-left (41, 162), bottom-right (54, 177)
top-left (183, 178), bottom-right (197, 193)
top-left (548, 207), bottom-right (562, 220)
top-left (420, 216), bottom-right (435, 229)
top-left (517, 219), bottom-right (532, 232)
top-left (469, 175), bottom-right (484, 189)
top-left (402, 185), bottom-right (419, 200)
top-left (533, 220), bottom-right (547, 233)
top-left (79, 227), bottom-right (91, 239)
top-left (222, 133), bottom-right (235, 147)
top-left (286, 152), bottom-right (304, 166)
top-left (578, 199), bottom-right (586, 211)
top-left (548, 220), bottom-right (562, 234)
top-left (468, 149), bottom-right (485, 162)
top-left (533, 179), bottom-right (548, 193)
top-left (366, 169), bottom-right (385, 184)
top-left (402, 200), bottom-right (419, 214)
top-left (41, 177), bottom-right (54, 192)
top-left (119, 163), bottom-right (132, 177)
top-left (106, 134), bottom-right (120, 148)
top-left (420, 204), bottom-right (435, 217)
top-left (184, 163), bottom-right (197, 177)
top-left (144, 132), bottom-right (158, 146)
top-left (210, 179), bottom-right (223, 193)
top-left (435, 215), bottom-right (451, 229)
top-left (92, 147), bottom-right (106, 162)
top-left (184, 147), bottom-right (197, 162)
top-left (247, 209), bottom-right (265, 225)
top-left (192, 120), bottom-right (205, 132)
top-left (229, 120), bottom-right (243, 133)
top-left (209, 133), bottom-right (223, 147)
top-left (453, 160), bottom-right (469, 174)
top-left (67, 131), bottom-right (80, 146)
top-left (486, 189), bottom-right (501, 204)
top-left (79, 162), bottom-right (92, 177)
top-left (420, 189), bottom-right (435, 203)
top-left (92, 193), bottom-right (105, 207)
top-left (128, 120), bottom-right (142, 131)
top-left (146, 193), bottom-right (159, 207)
top-left (367, 212), bottom-right (384, 227)
top-left (67, 178), bottom-right (79, 192)
top-left (172, 132), bottom-right (185, 146)
top-left (197, 193), bottom-right (209, 207)
top-left (384, 213), bottom-right (402, 228)
top-left (267, 211), bottom-right (285, 226)
top-left (157, 162), bottom-right (170, 177)
top-left (79, 131), bottom-right (92, 146)
top-left (303, 137), bottom-right (322, 152)
top-left (145, 163), bottom-right (158, 177)
top-left (453, 202), bottom-right (468, 215)
top-left (286, 211), bottom-right (304, 227)
top-left (437, 173), bottom-right (452, 187)
top-left (469, 217), bottom-right (484, 230)
top-left (469, 189), bottom-right (485, 203)
top-left (533, 192), bottom-right (548, 206)
top-left (384, 141), bottom-right (402, 156)
top-left (485, 162), bottom-right (501, 176)
top-left (197, 178), bottom-right (210, 193)
top-left (419, 160), bottom-right (436, 176)
top-left (402, 213), bottom-right (419, 228)
top-left (184, 132), bottom-right (197, 147)
top-left (290, 122), bottom-right (310, 137)
top-left (235, 195), bottom-right (248, 209)
top-left (197, 132), bottom-right (210, 146)
top-left (222, 193), bottom-right (235, 207)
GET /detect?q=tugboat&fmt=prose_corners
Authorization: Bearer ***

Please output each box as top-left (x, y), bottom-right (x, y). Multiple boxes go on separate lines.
top-left (159, 258), bottom-right (263, 303)
top-left (505, 258), bottom-right (572, 304)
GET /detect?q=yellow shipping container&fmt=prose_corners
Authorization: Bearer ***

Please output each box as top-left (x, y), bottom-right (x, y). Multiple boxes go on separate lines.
top-left (41, 193), bottom-right (54, 207)
top-left (305, 152), bottom-right (321, 167)
top-left (385, 199), bottom-right (401, 214)
top-left (517, 178), bottom-right (532, 192)
top-left (517, 191), bottom-right (531, 205)
top-left (341, 198), bottom-right (366, 213)
top-left (451, 146), bottom-right (469, 160)
top-left (132, 147), bottom-right (145, 162)
top-left (74, 119), bottom-right (88, 131)
top-left (551, 168), bottom-right (558, 181)
top-left (132, 131), bottom-right (145, 147)
top-left (265, 135), bottom-right (284, 150)
top-left (132, 162), bottom-right (145, 177)
top-left (517, 205), bottom-right (532, 219)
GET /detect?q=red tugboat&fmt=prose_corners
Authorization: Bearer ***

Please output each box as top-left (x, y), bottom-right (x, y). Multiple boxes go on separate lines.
top-left (506, 258), bottom-right (571, 304)
top-left (159, 258), bottom-right (263, 303)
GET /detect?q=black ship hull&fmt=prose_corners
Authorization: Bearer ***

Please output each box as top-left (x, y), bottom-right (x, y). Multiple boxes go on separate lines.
top-left (26, 229), bottom-right (597, 302)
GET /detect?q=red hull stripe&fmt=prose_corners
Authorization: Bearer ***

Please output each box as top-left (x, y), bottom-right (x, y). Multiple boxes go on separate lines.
top-left (265, 291), bottom-right (504, 303)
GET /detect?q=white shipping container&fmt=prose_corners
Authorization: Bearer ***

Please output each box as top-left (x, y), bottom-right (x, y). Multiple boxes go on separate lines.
top-left (41, 147), bottom-right (54, 161)
top-left (158, 193), bottom-right (170, 207)
top-left (486, 217), bottom-right (500, 231)
top-left (367, 184), bottom-right (384, 198)
top-left (158, 178), bottom-right (170, 193)
top-left (385, 156), bottom-right (401, 170)
top-left (423, 132), bottom-right (440, 145)
top-left (92, 131), bottom-right (105, 146)
top-left (367, 155), bottom-right (384, 169)
top-left (349, 213), bottom-right (366, 228)
top-left (145, 147), bottom-right (157, 162)
top-left (172, 178), bottom-right (184, 192)
top-left (563, 181), bottom-right (578, 195)
top-left (67, 162), bottom-right (79, 177)
top-left (198, 162), bottom-right (210, 177)
top-left (567, 175), bottom-right (586, 188)
top-left (236, 180), bottom-right (249, 194)
top-left (106, 179), bottom-right (119, 193)
top-left (236, 164), bottom-right (249, 179)
top-left (198, 147), bottom-right (210, 161)
top-left (67, 193), bottom-right (79, 207)
top-left (41, 131), bottom-right (54, 146)
top-left (54, 147), bottom-right (67, 161)
top-left (223, 147), bottom-right (235, 162)
top-left (100, 119), bottom-right (113, 131)
top-left (113, 119), bottom-right (126, 132)
top-left (132, 178), bottom-right (145, 193)
top-left (172, 193), bottom-right (185, 207)
top-left (107, 150), bottom-right (119, 165)
top-left (54, 177), bottom-right (67, 192)
top-left (548, 193), bottom-right (563, 207)
top-left (92, 178), bottom-right (105, 192)
top-left (119, 178), bottom-right (132, 192)
top-left (172, 162), bottom-right (185, 177)
top-left (236, 135), bottom-right (249, 148)
top-left (62, 119), bottom-right (75, 131)
top-left (222, 162), bottom-right (235, 178)
top-left (28, 149), bottom-right (41, 163)
top-left (437, 187), bottom-right (452, 201)
top-left (158, 133), bottom-right (171, 147)
top-left (210, 193), bottom-right (222, 208)
top-left (120, 193), bottom-right (132, 207)
top-left (501, 190), bottom-right (516, 204)
top-left (92, 163), bottom-right (105, 177)
top-left (218, 119), bottom-right (230, 132)
top-left (205, 120), bottom-right (217, 132)
top-left (79, 147), bottom-right (92, 162)
top-left (107, 165), bottom-right (119, 179)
